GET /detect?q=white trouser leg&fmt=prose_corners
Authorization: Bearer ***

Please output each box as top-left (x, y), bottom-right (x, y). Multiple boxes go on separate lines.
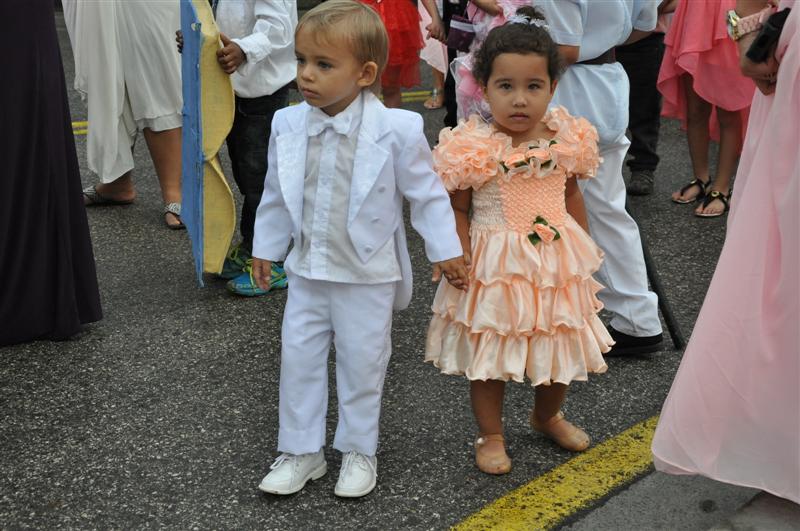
top-left (277, 274), bottom-right (332, 454)
top-left (580, 133), bottom-right (662, 336)
top-left (330, 282), bottom-right (395, 456)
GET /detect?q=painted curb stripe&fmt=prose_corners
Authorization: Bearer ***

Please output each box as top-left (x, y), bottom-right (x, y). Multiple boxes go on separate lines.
top-left (454, 415), bottom-right (659, 531)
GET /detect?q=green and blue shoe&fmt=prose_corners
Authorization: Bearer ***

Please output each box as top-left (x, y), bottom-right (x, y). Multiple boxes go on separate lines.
top-left (226, 260), bottom-right (288, 297)
top-left (218, 243), bottom-right (251, 280)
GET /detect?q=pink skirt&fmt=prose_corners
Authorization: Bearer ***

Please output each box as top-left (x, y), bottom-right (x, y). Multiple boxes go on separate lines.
top-left (657, 0), bottom-right (755, 142)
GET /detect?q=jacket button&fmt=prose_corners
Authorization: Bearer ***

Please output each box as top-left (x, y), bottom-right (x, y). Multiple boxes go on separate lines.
top-left (364, 246), bottom-right (374, 253)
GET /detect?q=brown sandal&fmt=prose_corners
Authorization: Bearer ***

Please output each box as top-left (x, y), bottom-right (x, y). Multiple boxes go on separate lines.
top-left (530, 411), bottom-right (590, 452)
top-left (474, 434), bottom-right (511, 475)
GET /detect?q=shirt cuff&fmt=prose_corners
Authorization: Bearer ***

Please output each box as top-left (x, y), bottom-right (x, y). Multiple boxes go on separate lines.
top-left (547, 29), bottom-right (582, 47)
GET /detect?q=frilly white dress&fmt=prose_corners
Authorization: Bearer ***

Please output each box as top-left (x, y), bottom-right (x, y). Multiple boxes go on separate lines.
top-left (425, 107), bottom-right (613, 386)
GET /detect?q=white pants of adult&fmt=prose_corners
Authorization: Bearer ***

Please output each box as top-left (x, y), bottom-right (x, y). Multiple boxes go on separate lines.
top-left (579, 132), bottom-right (662, 337)
top-left (277, 273), bottom-right (394, 457)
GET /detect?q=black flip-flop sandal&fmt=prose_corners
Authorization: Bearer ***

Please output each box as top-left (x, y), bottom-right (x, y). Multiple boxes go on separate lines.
top-left (695, 190), bottom-right (730, 218)
top-left (83, 185), bottom-right (135, 206)
top-left (671, 178), bottom-right (709, 204)
top-left (164, 202), bottom-right (186, 230)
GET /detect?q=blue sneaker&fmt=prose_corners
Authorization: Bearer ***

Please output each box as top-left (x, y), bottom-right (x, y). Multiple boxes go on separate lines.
top-left (219, 244), bottom-right (251, 280)
top-left (226, 260), bottom-right (288, 297)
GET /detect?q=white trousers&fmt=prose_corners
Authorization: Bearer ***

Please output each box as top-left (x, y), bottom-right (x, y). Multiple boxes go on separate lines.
top-left (277, 274), bottom-right (394, 456)
top-left (579, 133), bottom-right (662, 336)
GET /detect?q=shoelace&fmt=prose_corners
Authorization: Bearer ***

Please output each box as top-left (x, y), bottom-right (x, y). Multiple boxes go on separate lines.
top-left (340, 452), bottom-right (376, 477)
top-left (270, 453), bottom-right (297, 471)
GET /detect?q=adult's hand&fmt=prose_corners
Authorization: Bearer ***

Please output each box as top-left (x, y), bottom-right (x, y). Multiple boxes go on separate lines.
top-left (217, 33), bottom-right (246, 74)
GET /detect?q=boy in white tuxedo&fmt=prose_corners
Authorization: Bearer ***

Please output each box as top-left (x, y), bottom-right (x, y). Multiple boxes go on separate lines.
top-left (251, 0), bottom-right (468, 498)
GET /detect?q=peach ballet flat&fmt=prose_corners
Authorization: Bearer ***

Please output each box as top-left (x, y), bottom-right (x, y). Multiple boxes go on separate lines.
top-left (474, 434), bottom-right (512, 475)
top-left (530, 411), bottom-right (590, 452)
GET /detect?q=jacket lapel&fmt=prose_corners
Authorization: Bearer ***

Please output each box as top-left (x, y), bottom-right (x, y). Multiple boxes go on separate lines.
top-left (275, 105), bottom-right (309, 239)
top-left (348, 92), bottom-right (391, 227)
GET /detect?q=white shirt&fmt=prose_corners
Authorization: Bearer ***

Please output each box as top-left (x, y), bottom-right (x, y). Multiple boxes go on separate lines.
top-left (214, 0), bottom-right (297, 98)
top-left (535, 0), bottom-right (658, 143)
top-left (288, 94), bottom-right (402, 284)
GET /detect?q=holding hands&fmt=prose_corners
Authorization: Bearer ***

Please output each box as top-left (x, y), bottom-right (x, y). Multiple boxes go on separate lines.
top-left (432, 256), bottom-right (470, 291)
top-left (738, 33), bottom-right (780, 95)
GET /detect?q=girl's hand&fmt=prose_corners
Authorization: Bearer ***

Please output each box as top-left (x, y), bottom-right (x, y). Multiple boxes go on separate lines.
top-left (426, 19), bottom-right (446, 42)
top-left (251, 258), bottom-right (273, 292)
top-left (432, 256), bottom-right (470, 291)
top-left (738, 33), bottom-right (780, 95)
top-left (217, 33), bottom-right (246, 74)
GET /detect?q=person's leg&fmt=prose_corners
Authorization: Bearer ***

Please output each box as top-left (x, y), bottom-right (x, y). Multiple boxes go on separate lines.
top-left (330, 282), bottom-right (395, 456)
top-left (277, 274), bottom-right (333, 454)
top-left (382, 85), bottom-right (403, 109)
top-left (672, 76), bottom-right (713, 202)
top-left (424, 68), bottom-right (445, 109)
top-left (617, 33), bottom-right (665, 195)
top-left (143, 126), bottom-right (182, 227)
top-left (470, 379), bottom-right (510, 473)
top-left (580, 132), bottom-right (662, 339)
top-left (695, 107), bottom-right (741, 216)
top-left (227, 87), bottom-right (289, 253)
top-left (531, 383), bottom-right (589, 451)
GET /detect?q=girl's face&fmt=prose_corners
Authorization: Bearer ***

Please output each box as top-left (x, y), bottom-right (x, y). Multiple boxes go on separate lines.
top-left (482, 52), bottom-right (557, 142)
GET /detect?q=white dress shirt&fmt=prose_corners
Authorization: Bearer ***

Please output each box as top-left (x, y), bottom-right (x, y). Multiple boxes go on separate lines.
top-left (214, 0), bottom-right (297, 98)
top-left (289, 93), bottom-right (402, 284)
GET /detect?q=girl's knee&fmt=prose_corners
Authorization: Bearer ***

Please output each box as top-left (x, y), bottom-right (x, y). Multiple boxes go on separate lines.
top-left (716, 108), bottom-right (741, 129)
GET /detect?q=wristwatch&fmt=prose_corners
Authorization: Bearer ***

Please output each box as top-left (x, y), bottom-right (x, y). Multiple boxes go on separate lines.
top-left (726, 5), bottom-right (775, 41)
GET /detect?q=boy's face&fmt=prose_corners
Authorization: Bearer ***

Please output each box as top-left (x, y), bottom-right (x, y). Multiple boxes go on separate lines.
top-left (295, 28), bottom-right (376, 116)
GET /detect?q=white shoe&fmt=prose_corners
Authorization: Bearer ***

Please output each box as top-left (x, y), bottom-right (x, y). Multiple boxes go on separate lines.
top-left (258, 450), bottom-right (327, 495)
top-left (334, 451), bottom-right (377, 498)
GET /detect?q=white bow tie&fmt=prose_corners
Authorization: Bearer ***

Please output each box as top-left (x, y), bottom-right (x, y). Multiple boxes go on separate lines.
top-left (307, 110), bottom-right (352, 137)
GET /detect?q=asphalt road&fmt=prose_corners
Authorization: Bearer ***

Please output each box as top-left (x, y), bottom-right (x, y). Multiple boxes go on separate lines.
top-left (0, 11), bottom-right (739, 530)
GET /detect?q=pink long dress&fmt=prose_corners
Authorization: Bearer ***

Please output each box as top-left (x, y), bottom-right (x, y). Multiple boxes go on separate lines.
top-left (657, 0), bottom-right (756, 142)
top-left (652, 1), bottom-right (799, 504)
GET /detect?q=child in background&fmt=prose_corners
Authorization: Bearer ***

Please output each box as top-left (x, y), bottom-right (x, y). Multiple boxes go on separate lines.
top-left (359, 0), bottom-right (445, 108)
top-left (426, 7), bottom-right (612, 475)
top-left (660, 0), bottom-right (756, 217)
top-left (252, 0), bottom-right (467, 497)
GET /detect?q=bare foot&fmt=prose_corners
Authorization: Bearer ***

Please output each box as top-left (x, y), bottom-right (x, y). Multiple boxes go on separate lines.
top-left (695, 188), bottom-right (730, 217)
top-left (671, 178), bottom-right (709, 203)
top-left (83, 182), bottom-right (136, 206)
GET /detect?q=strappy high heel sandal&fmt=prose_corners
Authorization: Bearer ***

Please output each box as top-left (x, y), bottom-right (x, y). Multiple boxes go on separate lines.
top-left (474, 434), bottom-right (512, 475)
top-left (671, 178), bottom-right (709, 204)
top-left (530, 411), bottom-right (590, 452)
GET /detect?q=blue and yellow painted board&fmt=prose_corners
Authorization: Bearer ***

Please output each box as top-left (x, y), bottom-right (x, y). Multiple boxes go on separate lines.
top-left (180, 0), bottom-right (236, 284)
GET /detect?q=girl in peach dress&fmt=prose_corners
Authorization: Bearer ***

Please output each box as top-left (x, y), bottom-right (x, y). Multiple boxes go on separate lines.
top-left (659, 0), bottom-right (756, 217)
top-left (425, 7), bottom-right (613, 475)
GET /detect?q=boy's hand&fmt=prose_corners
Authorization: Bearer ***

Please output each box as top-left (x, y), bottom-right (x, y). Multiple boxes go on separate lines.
top-left (432, 256), bottom-right (469, 291)
top-left (217, 33), bottom-right (246, 74)
top-left (251, 258), bottom-right (273, 292)
top-left (175, 30), bottom-right (183, 54)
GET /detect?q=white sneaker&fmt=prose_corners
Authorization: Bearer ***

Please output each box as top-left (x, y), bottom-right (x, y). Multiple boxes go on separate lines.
top-left (334, 451), bottom-right (377, 498)
top-left (258, 450), bottom-right (327, 495)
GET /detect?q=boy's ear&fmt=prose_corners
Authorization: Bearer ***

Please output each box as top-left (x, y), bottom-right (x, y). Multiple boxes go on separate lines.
top-left (357, 61), bottom-right (379, 89)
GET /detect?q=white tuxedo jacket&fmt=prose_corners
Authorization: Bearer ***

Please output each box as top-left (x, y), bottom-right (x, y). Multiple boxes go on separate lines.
top-left (252, 91), bottom-right (462, 310)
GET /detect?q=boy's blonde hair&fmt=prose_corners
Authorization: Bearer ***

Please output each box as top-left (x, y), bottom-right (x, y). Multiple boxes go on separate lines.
top-left (296, 0), bottom-right (388, 92)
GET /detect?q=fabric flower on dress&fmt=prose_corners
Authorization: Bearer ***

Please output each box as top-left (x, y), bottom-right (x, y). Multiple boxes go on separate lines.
top-left (546, 107), bottom-right (601, 178)
top-left (433, 115), bottom-right (506, 191)
top-left (528, 215), bottom-right (561, 246)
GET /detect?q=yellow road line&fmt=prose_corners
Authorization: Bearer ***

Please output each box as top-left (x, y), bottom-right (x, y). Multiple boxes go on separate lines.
top-left (73, 129), bottom-right (88, 136)
top-left (454, 415), bottom-right (659, 531)
top-left (72, 120), bottom-right (88, 127)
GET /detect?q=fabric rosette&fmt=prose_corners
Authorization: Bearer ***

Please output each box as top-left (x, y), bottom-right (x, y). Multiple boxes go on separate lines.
top-left (528, 216), bottom-right (561, 245)
top-left (545, 106), bottom-right (601, 178)
top-left (433, 115), bottom-right (506, 191)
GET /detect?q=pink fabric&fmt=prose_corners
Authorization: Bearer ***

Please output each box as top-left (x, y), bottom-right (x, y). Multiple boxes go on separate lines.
top-left (419, 3), bottom-right (448, 74)
top-left (657, 0), bottom-right (755, 142)
top-left (425, 109), bottom-right (612, 386)
top-left (652, 1), bottom-right (799, 504)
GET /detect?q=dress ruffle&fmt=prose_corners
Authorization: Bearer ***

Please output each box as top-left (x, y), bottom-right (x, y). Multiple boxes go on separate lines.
top-left (433, 108), bottom-right (601, 193)
top-left (425, 217), bottom-right (612, 385)
top-left (361, 0), bottom-right (422, 88)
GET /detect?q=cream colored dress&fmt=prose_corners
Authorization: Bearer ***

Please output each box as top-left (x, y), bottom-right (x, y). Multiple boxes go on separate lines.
top-left (62, 0), bottom-right (182, 183)
top-left (425, 108), bottom-right (613, 386)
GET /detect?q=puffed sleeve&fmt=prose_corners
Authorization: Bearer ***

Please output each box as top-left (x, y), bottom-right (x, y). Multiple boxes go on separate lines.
top-left (432, 115), bottom-right (506, 192)
top-left (546, 107), bottom-right (601, 179)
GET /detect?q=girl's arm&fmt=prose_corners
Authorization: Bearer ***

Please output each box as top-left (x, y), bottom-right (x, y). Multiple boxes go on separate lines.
top-left (659, 0), bottom-right (678, 15)
top-left (564, 177), bottom-right (589, 234)
top-left (471, 0), bottom-right (501, 17)
top-left (419, 0), bottom-right (445, 41)
top-left (451, 189), bottom-right (473, 267)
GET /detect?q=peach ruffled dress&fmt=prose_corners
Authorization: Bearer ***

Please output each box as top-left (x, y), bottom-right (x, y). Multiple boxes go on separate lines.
top-left (425, 108), bottom-right (613, 386)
